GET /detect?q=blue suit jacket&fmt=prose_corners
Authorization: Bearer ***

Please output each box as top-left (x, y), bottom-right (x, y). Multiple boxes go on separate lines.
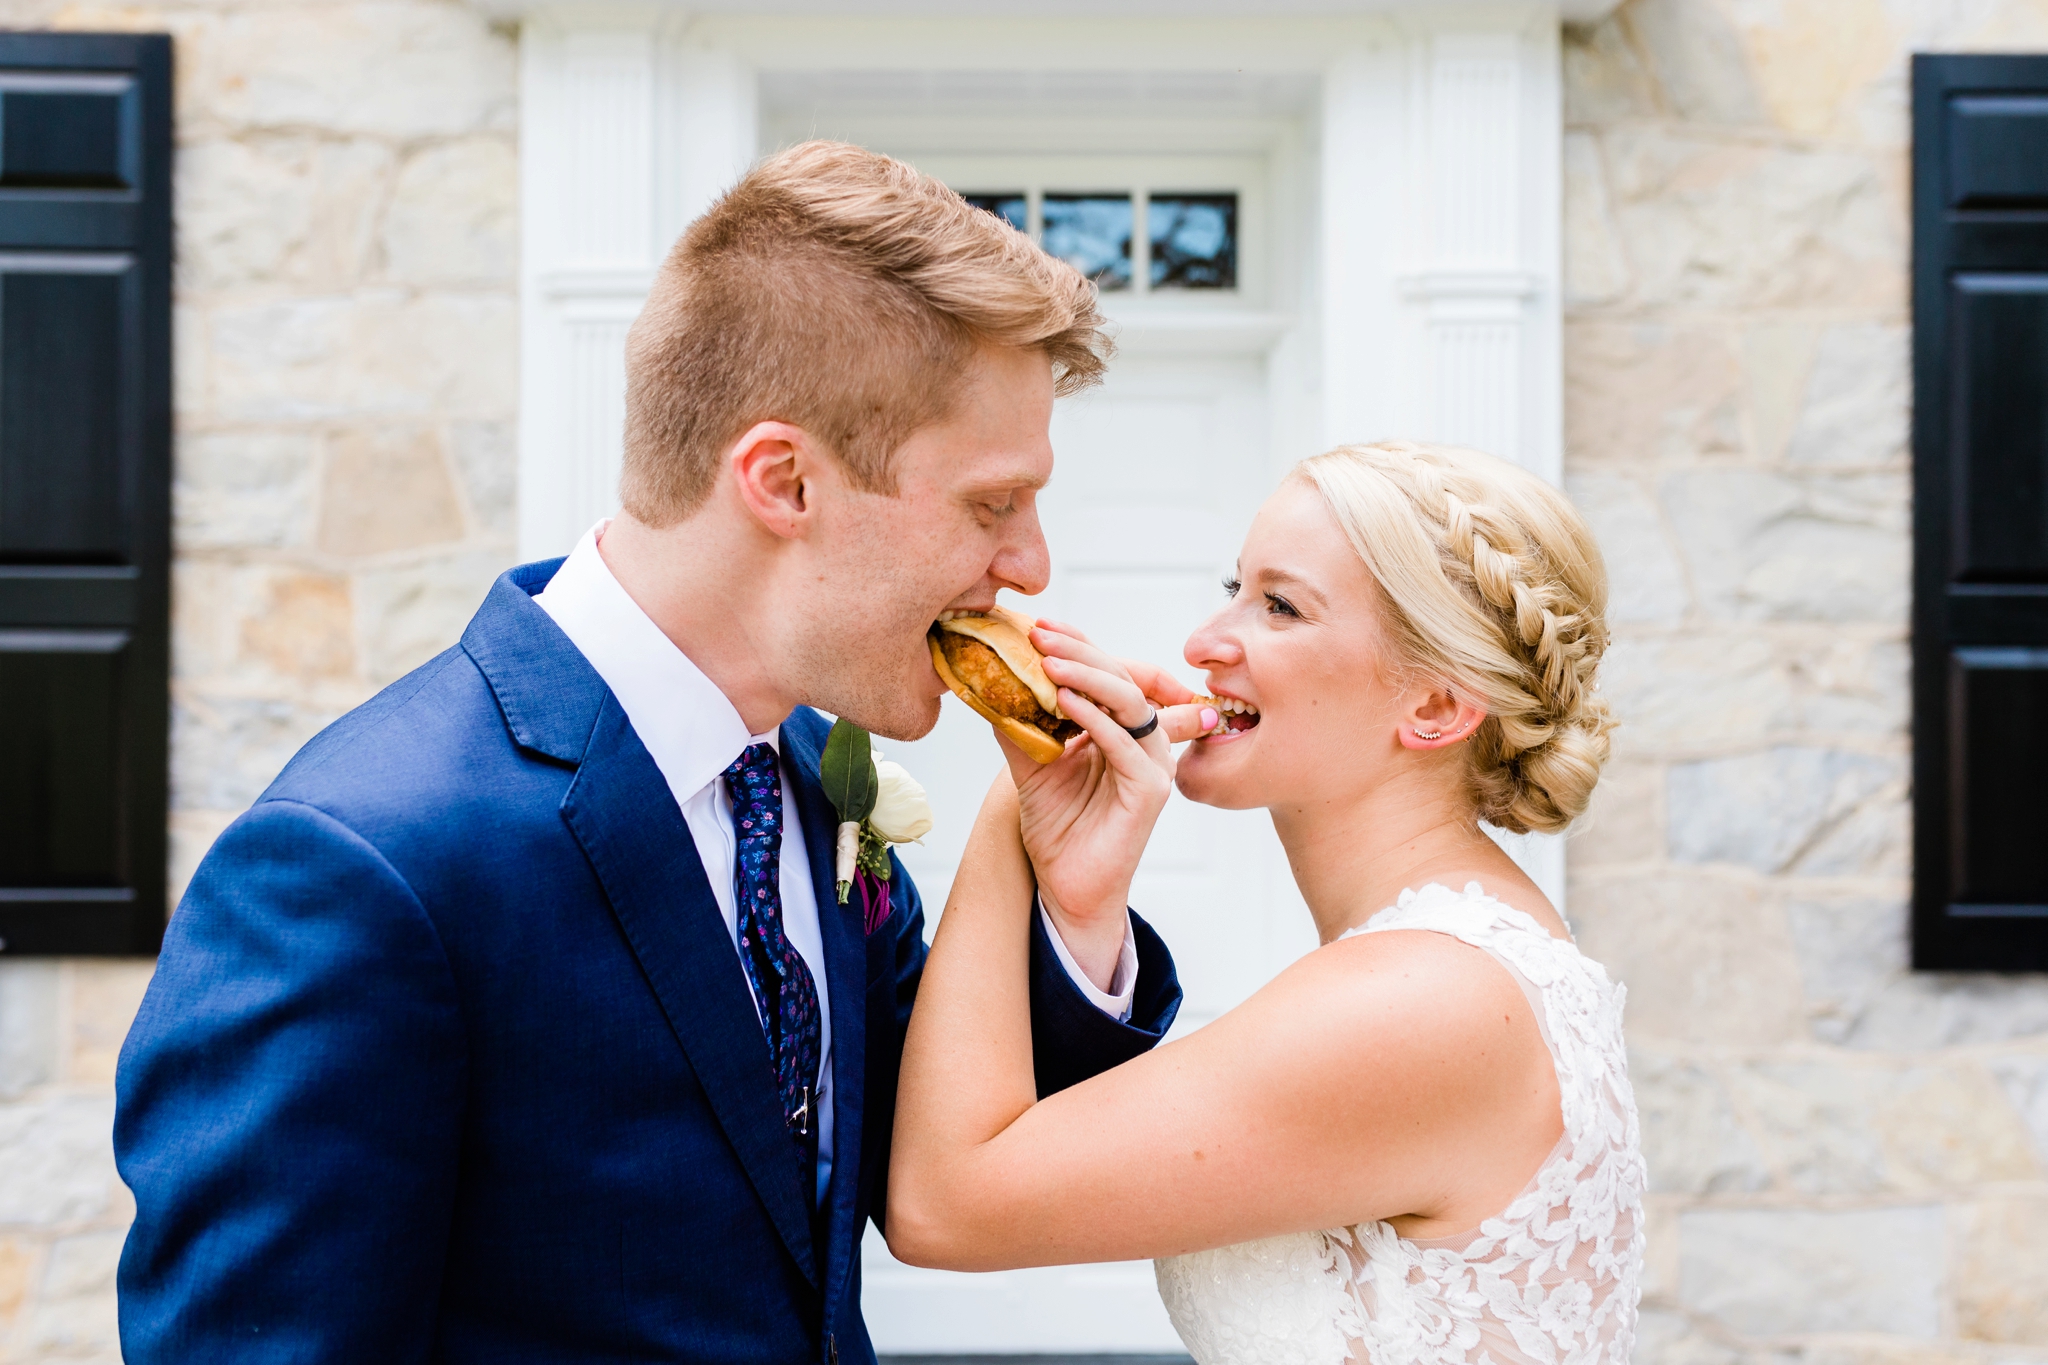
top-left (114, 560), bottom-right (1181, 1365)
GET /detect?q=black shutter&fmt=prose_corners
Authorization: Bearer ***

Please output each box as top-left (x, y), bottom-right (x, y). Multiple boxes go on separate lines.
top-left (1912, 56), bottom-right (2048, 969)
top-left (0, 33), bottom-right (171, 956)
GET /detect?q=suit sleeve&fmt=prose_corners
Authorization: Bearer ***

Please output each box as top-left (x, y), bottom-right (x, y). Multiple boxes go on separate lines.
top-left (860, 855), bottom-right (927, 1237)
top-left (114, 800), bottom-right (466, 1365)
top-left (1026, 906), bottom-right (1180, 1097)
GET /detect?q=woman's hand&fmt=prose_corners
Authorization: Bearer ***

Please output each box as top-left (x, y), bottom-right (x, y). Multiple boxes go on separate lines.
top-left (995, 620), bottom-right (1219, 987)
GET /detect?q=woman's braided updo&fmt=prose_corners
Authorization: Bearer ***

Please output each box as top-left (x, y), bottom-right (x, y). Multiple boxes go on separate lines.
top-left (1297, 440), bottom-right (1615, 835)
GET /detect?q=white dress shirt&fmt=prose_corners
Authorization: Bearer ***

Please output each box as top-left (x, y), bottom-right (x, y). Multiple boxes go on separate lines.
top-left (536, 524), bottom-right (1134, 1205)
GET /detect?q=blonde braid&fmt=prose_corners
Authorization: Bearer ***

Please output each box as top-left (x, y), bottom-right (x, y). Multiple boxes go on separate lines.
top-left (1299, 440), bottom-right (1616, 834)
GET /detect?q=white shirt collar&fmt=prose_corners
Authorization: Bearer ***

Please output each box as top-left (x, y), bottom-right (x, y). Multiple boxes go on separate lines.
top-left (535, 521), bottom-right (780, 802)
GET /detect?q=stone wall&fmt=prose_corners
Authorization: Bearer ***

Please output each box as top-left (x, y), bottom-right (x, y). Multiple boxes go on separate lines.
top-left (0, 1), bottom-right (518, 1359)
top-left (1562, 0), bottom-right (2048, 1359)
top-left (4, 0), bottom-right (2048, 1359)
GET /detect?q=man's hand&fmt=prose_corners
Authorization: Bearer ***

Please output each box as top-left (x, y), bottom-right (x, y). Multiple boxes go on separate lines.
top-left (996, 622), bottom-right (1219, 990)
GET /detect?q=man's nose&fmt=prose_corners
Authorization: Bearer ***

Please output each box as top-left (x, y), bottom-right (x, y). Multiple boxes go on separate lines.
top-left (990, 503), bottom-right (1051, 597)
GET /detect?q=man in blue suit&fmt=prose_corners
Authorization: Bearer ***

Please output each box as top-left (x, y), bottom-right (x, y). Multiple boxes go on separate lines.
top-left (115, 142), bottom-right (1184, 1364)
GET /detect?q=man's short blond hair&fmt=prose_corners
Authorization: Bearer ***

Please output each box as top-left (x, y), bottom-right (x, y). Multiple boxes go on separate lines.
top-left (620, 141), bottom-right (1112, 524)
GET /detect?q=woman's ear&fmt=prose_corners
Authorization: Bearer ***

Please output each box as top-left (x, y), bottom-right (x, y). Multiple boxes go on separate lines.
top-left (1397, 686), bottom-right (1487, 751)
top-left (727, 420), bottom-right (814, 539)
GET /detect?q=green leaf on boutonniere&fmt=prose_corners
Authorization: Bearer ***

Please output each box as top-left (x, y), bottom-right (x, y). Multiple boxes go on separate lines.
top-left (820, 717), bottom-right (878, 825)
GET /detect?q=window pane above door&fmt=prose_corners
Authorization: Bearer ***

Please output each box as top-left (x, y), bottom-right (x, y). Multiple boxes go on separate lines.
top-left (1042, 193), bottom-right (1132, 290)
top-left (1150, 192), bottom-right (1237, 289)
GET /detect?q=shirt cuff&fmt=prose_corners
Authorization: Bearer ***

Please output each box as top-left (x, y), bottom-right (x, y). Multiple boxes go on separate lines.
top-left (1037, 895), bottom-right (1137, 1024)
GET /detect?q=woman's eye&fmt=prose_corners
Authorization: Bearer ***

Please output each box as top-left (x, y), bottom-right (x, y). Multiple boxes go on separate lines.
top-left (1265, 593), bottom-right (1299, 619)
top-left (1221, 575), bottom-right (1242, 598)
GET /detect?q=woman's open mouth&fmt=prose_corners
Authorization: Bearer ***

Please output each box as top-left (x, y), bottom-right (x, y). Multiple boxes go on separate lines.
top-left (1195, 695), bottom-right (1260, 738)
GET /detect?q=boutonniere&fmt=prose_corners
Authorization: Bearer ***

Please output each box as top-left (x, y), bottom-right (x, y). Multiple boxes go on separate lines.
top-left (820, 718), bottom-right (933, 934)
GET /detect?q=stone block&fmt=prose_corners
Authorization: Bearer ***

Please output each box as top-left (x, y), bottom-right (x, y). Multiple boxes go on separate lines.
top-left (0, 963), bottom-right (59, 1100)
top-left (1631, 1306), bottom-right (1742, 1365)
top-left (1564, 132), bottom-right (1631, 307)
top-left (318, 425), bottom-right (467, 558)
top-left (184, 4), bottom-right (514, 139)
top-left (69, 962), bottom-right (155, 1089)
top-left (1561, 473), bottom-right (1689, 627)
top-left (1565, 871), bottom-right (1806, 1045)
top-left (174, 560), bottom-right (362, 696)
top-left (1668, 746), bottom-right (1905, 876)
top-left (173, 429), bottom-right (321, 552)
top-left (210, 292), bottom-right (516, 423)
top-left (240, 569), bottom-right (358, 682)
top-left (1785, 324), bottom-right (1909, 468)
top-left (1731, 0), bottom-right (1905, 139)
top-left (1785, 896), bottom-right (2048, 1048)
top-left (1677, 1205), bottom-right (1943, 1337)
top-left (1727, 1058), bottom-right (2035, 1195)
top-left (0, 1093), bottom-right (118, 1227)
top-left (449, 421), bottom-right (517, 538)
top-left (0, 1234), bottom-right (33, 1326)
top-left (1952, 1192), bottom-right (2048, 1345)
top-left (171, 692), bottom-right (347, 812)
top-left (382, 136), bottom-right (517, 287)
top-left (1603, 127), bottom-right (1903, 312)
top-left (1741, 322), bottom-right (1821, 465)
top-left (1784, 633), bottom-right (1909, 738)
top-left (353, 548), bottom-right (513, 686)
top-left (174, 301), bottom-right (208, 421)
top-left (1661, 468), bottom-right (1909, 624)
top-left (1563, 14), bottom-right (1661, 126)
top-left (1569, 758), bottom-right (1663, 866)
top-left (1624, 0), bottom-right (1771, 125)
top-left (38, 1231), bottom-right (120, 1299)
top-left (1598, 632), bottom-right (1794, 755)
top-left (1628, 1045), bottom-right (1769, 1195)
top-left (177, 134), bottom-right (391, 293)
top-left (1566, 321), bottom-right (1744, 465)
top-left (15, 1285), bottom-right (120, 1358)
top-left (1987, 1051), bottom-right (2048, 1170)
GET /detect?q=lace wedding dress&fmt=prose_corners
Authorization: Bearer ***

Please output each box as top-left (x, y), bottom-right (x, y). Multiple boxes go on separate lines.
top-left (1155, 883), bottom-right (1645, 1365)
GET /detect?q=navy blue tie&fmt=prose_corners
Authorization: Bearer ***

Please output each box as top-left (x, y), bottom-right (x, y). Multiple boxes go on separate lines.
top-left (723, 744), bottom-right (822, 1146)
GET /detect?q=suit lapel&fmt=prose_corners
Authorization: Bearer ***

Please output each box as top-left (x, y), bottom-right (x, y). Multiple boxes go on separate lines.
top-left (779, 715), bottom-right (868, 1310)
top-left (562, 695), bottom-right (817, 1286)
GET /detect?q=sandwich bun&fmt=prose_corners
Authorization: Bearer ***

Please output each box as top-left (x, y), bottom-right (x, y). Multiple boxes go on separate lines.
top-left (927, 605), bottom-right (1081, 765)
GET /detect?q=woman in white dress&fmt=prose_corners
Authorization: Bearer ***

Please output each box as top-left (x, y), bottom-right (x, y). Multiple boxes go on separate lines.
top-left (886, 440), bottom-right (1644, 1365)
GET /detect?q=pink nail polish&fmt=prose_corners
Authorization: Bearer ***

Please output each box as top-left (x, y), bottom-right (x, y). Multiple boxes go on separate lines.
top-left (1200, 707), bottom-right (1219, 730)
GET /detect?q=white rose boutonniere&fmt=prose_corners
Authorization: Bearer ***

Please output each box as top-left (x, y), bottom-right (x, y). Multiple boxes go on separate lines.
top-left (869, 760), bottom-right (933, 844)
top-left (819, 718), bottom-right (932, 934)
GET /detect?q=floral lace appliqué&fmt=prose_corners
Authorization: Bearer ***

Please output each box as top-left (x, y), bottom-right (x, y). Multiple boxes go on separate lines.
top-left (1155, 883), bottom-right (1646, 1365)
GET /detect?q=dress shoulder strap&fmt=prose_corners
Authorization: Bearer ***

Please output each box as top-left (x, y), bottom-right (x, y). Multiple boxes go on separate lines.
top-left (1345, 882), bottom-right (1631, 1154)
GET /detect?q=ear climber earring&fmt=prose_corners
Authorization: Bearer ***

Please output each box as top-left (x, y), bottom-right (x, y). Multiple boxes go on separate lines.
top-left (1414, 726), bottom-right (1444, 742)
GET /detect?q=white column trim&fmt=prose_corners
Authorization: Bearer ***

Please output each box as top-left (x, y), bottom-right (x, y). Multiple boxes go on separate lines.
top-left (518, 12), bottom-right (757, 561)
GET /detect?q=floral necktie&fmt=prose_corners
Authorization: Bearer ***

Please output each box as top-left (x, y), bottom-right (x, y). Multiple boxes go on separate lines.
top-left (723, 743), bottom-right (822, 1146)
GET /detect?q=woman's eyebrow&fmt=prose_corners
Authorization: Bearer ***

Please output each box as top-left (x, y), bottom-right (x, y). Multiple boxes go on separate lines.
top-left (1255, 567), bottom-right (1326, 602)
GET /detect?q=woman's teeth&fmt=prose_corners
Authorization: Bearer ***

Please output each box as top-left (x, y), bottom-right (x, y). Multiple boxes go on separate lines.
top-left (1194, 695), bottom-right (1260, 736)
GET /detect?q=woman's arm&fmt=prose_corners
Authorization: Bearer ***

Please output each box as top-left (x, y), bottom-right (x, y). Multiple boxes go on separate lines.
top-left (887, 726), bottom-right (1563, 1273)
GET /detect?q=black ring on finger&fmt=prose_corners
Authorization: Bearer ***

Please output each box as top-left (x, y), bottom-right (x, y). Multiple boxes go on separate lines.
top-left (1122, 710), bottom-right (1159, 740)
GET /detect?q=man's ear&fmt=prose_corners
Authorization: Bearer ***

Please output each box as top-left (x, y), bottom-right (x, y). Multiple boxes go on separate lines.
top-left (727, 420), bottom-right (817, 540)
top-left (1396, 685), bottom-right (1487, 751)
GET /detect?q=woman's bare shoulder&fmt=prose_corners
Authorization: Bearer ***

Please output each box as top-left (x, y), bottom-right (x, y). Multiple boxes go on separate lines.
top-left (1233, 921), bottom-right (1545, 1096)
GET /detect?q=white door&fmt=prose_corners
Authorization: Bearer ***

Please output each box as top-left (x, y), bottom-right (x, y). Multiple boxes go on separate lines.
top-left (860, 151), bottom-right (1313, 1355)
